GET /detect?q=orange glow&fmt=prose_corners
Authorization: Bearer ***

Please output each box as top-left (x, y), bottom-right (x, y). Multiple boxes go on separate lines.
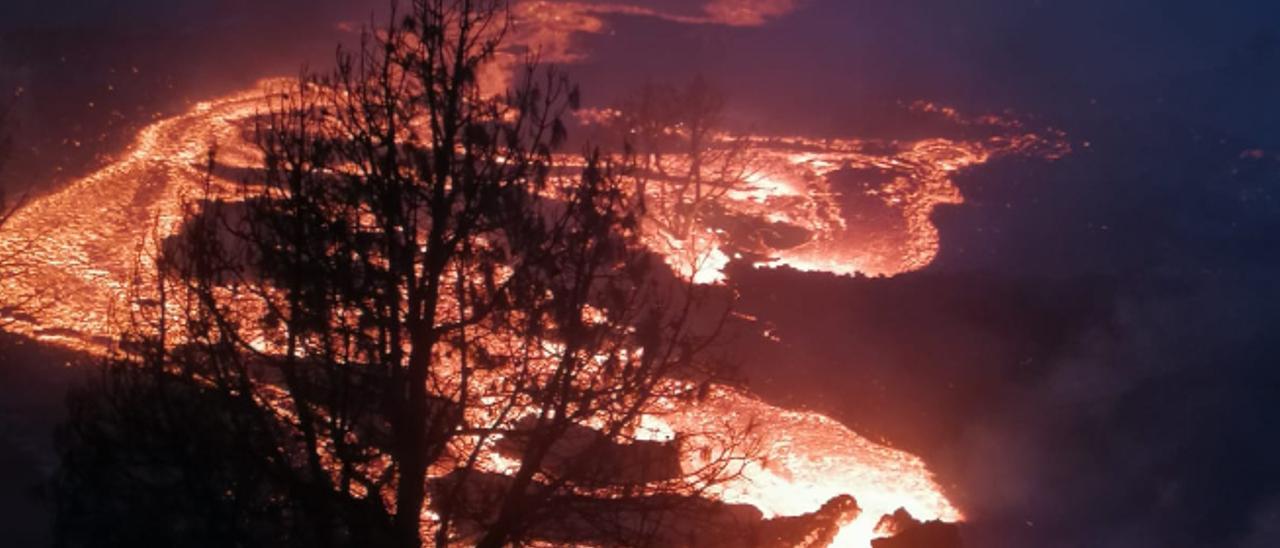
top-left (0, 83), bottom-right (277, 348)
top-left (650, 386), bottom-right (962, 547)
top-left (0, 71), bottom-right (1069, 545)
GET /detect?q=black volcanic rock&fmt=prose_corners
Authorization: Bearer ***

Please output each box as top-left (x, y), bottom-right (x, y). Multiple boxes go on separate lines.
top-left (493, 418), bottom-right (683, 484)
top-left (428, 471), bottom-right (861, 548)
top-left (871, 507), bottom-right (962, 548)
top-left (751, 494), bottom-right (861, 548)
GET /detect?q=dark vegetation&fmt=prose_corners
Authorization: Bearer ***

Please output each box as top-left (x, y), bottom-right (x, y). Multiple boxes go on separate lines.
top-left (0, 97), bottom-right (17, 226)
top-left (49, 2), bottom-right (793, 547)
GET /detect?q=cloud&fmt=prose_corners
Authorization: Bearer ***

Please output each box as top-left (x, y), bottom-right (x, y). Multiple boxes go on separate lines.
top-left (701, 0), bottom-right (804, 26)
top-left (510, 0), bottom-right (805, 61)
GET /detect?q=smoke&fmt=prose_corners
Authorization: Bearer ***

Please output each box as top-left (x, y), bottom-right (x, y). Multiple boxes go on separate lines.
top-left (508, 0), bottom-right (807, 63)
top-left (938, 274), bottom-right (1276, 547)
top-left (1239, 497), bottom-right (1280, 548)
top-left (702, 0), bottom-right (804, 26)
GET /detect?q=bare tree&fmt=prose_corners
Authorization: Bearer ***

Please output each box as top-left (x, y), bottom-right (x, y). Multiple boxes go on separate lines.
top-left (0, 98), bottom-right (18, 229)
top-left (0, 96), bottom-right (39, 329)
top-left (601, 77), bottom-right (760, 284)
top-left (58, 2), bottom-right (757, 547)
top-left (616, 77), bottom-right (753, 239)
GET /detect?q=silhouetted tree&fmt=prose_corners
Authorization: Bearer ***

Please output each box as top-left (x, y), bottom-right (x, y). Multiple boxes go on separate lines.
top-left (0, 98), bottom-right (18, 229)
top-left (56, 2), bottom-right (757, 547)
top-left (0, 98), bottom-right (38, 329)
top-left (610, 77), bottom-right (757, 281)
top-left (621, 78), bottom-right (748, 220)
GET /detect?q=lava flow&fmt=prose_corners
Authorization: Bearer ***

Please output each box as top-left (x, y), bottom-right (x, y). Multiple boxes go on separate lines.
top-left (0, 85), bottom-right (273, 348)
top-left (0, 77), bottom-right (1071, 545)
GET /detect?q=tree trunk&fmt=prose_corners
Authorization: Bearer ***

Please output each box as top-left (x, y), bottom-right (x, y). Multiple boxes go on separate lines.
top-left (392, 293), bottom-right (441, 548)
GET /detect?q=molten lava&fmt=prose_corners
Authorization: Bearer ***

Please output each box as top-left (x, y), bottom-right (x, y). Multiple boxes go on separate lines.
top-left (0, 77), bottom-right (1072, 545)
top-left (0, 5), bottom-right (1072, 545)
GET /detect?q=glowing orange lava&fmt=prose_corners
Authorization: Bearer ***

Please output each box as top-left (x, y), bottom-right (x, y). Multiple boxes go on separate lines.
top-left (0, 73), bottom-right (1077, 545)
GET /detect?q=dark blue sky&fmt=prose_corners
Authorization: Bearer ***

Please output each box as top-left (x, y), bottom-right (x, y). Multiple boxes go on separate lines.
top-left (2, 1), bottom-right (1279, 546)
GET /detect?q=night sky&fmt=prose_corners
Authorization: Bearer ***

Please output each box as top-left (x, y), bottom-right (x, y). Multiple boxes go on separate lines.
top-left (3, 1), bottom-right (1280, 546)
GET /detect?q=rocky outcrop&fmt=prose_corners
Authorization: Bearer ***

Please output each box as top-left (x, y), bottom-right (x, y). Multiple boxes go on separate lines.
top-left (871, 507), bottom-right (963, 548)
